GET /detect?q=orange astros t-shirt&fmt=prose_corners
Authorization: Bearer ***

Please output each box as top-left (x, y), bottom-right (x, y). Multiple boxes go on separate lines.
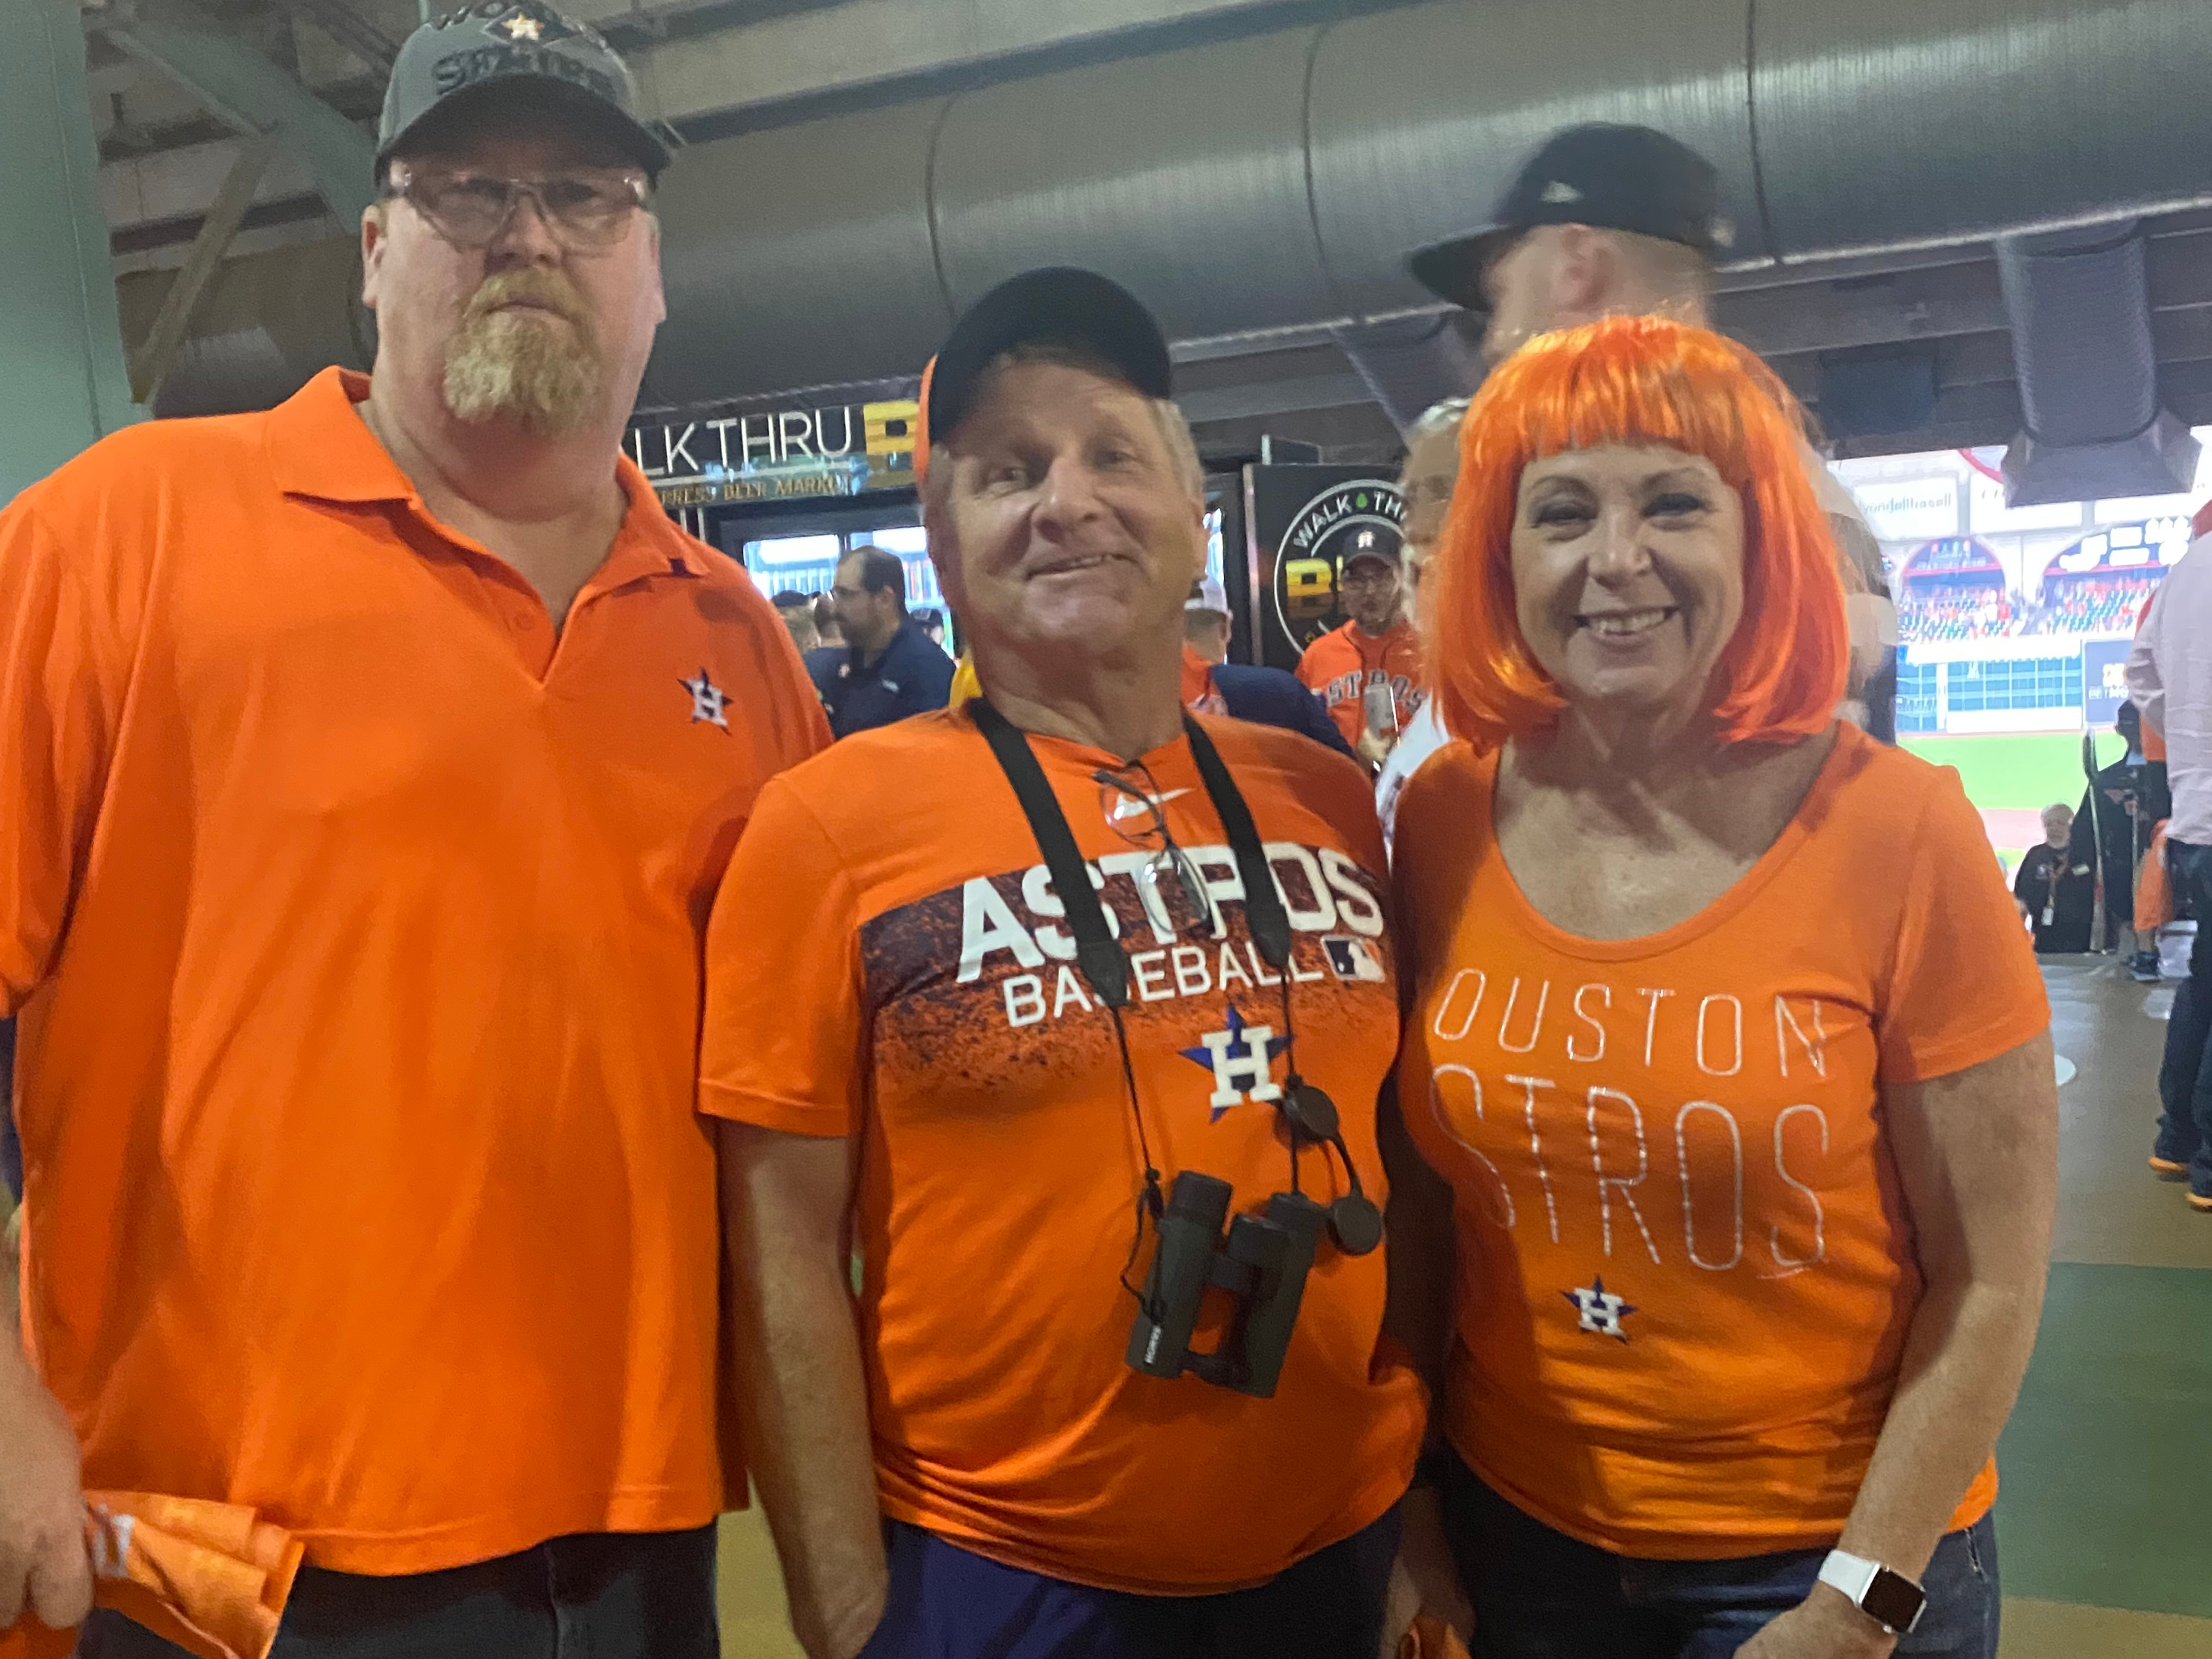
top-left (1297, 620), bottom-right (1425, 747)
top-left (700, 708), bottom-right (1424, 1594)
top-left (1393, 727), bottom-right (2049, 1558)
top-left (0, 369), bottom-right (828, 1575)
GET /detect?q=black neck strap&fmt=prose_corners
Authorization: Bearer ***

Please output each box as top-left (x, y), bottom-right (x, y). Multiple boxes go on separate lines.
top-left (967, 701), bottom-right (1293, 1007)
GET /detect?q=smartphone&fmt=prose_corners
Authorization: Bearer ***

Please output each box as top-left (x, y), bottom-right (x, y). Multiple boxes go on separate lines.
top-left (1363, 681), bottom-right (1399, 739)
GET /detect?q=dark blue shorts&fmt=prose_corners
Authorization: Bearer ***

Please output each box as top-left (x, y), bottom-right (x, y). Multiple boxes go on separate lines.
top-left (858, 1505), bottom-right (1403, 1659)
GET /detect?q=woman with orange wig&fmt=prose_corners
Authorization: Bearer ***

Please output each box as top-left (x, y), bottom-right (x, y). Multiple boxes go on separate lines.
top-left (1380, 317), bottom-right (2056, 1659)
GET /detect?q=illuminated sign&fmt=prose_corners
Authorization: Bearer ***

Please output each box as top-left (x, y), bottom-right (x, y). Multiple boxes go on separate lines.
top-left (1856, 476), bottom-right (1958, 542)
top-left (2051, 518), bottom-right (2192, 575)
top-left (630, 397), bottom-right (921, 504)
top-left (1269, 478), bottom-right (1407, 651)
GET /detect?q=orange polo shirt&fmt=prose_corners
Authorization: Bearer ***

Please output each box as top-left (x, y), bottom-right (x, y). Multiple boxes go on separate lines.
top-left (1296, 619), bottom-right (1425, 747)
top-left (1394, 728), bottom-right (2048, 1557)
top-left (0, 368), bottom-right (828, 1575)
top-left (700, 709), bottom-right (1423, 1593)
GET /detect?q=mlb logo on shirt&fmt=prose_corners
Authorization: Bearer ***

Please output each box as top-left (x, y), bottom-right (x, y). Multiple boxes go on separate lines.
top-left (1322, 936), bottom-right (1385, 983)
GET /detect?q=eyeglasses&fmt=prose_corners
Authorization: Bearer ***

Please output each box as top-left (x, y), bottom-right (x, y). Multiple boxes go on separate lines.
top-left (1095, 769), bottom-right (1216, 939)
top-left (384, 164), bottom-right (649, 254)
top-left (830, 584), bottom-right (867, 602)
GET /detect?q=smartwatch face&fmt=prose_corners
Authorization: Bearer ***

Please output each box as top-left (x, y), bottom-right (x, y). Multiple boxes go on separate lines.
top-left (1862, 1567), bottom-right (1927, 1633)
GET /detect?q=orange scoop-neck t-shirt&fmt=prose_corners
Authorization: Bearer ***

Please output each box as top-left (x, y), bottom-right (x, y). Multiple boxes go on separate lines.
top-left (1393, 727), bottom-right (2048, 1558)
top-left (700, 709), bottom-right (1424, 1594)
top-left (0, 370), bottom-right (829, 1574)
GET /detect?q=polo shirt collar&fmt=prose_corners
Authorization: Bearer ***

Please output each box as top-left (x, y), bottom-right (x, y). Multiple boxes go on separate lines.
top-left (267, 367), bottom-right (699, 580)
top-left (852, 616), bottom-right (924, 681)
top-left (268, 368), bottom-right (413, 504)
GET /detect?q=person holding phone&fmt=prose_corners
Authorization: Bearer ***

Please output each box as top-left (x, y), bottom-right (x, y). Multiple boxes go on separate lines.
top-left (1296, 535), bottom-right (1426, 767)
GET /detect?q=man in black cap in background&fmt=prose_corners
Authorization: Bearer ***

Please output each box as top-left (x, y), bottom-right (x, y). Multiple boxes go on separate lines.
top-left (1409, 123), bottom-right (1899, 740)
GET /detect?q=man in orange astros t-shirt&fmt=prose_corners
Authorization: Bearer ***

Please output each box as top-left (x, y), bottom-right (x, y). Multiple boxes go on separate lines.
top-left (1296, 535), bottom-right (1426, 764)
top-left (0, 13), bottom-right (827, 1656)
top-left (703, 267), bottom-right (1423, 1659)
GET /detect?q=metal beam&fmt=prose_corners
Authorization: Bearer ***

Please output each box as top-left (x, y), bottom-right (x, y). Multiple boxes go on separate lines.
top-left (1, 0), bottom-right (140, 497)
top-left (130, 128), bottom-right (281, 404)
top-left (627, 0), bottom-right (1428, 134)
top-left (1177, 369), bottom-right (1374, 426)
top-left (95, 0), bottom-right (377, 227)
top-left (1714, 261), bottom-right (2009, 360)
top-left (282, 0), bottom-right (399, 75)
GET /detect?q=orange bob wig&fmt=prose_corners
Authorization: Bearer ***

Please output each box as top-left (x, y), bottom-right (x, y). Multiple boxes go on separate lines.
top-left (1426, 314), bottom-right (1849, 752)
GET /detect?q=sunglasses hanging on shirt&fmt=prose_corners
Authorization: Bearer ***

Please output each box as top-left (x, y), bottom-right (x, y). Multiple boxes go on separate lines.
top-left (970, 701), bottom-right (1382, 1401)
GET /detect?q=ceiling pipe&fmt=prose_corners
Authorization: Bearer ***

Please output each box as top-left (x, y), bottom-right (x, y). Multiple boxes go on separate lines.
top-left (1996, 221), bottom-right (2200, 504)
top-left (139, 0), bottom-right (2212, 422)
top-left (1329, 313), bottom-right (1483, 432)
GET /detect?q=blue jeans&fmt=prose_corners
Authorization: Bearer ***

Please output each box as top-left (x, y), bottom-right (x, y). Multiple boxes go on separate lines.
top-left (78, 1526), bottom-right (718, 1659)
top-left (857, 1506), bottom-right (1404, 1659)
top-left (2153, 840), bottom-right (2212, 1194)
top-left (1439, 1460), bottom-right (1999, 1659)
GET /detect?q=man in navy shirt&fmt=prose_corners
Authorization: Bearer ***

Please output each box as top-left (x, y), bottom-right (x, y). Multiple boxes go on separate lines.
top-left (1183, 578), bottom-right (1354, 759)
top-left (821, 544), bottom-right (956, 737)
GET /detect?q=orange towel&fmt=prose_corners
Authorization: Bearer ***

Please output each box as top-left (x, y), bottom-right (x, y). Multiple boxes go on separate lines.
top-left (1399, 1614), bottom-right (1475, 1659)
top-left (0, 1493), bottom-right (301, 1659)
top-left (2140, 822), bottom-right (2175, 931)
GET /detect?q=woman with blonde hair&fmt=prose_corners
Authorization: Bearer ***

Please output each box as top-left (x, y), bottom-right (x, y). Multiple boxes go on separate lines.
top-left (1383, 316), bottom-right (2055, 1659)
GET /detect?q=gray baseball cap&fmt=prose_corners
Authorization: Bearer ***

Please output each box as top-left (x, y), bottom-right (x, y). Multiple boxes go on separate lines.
top-left (376, 1), bottom-right (675, 181)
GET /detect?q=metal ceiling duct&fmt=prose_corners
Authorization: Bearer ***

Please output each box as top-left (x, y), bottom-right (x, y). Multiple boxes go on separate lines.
top-left (1330, 313), bottom-right (1483, 431)
top-left (152, 0), bottom-right (2212, 421)
top-left (117, 237), bottom-right (371, 419)
top-left (1995, 222), bottom-right (2199, 504)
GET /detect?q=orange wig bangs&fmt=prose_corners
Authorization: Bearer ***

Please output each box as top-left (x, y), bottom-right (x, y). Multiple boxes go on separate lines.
top-left (1425, 314), bottom-right (1849, 752)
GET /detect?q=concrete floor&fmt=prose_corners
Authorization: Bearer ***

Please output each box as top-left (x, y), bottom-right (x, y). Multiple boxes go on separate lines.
top-left (715, 958), bottom-right (2212, 1657)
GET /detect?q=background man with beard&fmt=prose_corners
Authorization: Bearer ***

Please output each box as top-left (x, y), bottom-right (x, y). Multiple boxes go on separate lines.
top-left (1296, 533), bottom-right (1426, 766)
top-left (0, 8), bottom-right (826, 1655)
top-left (820, 544), bottom-right (955, 738)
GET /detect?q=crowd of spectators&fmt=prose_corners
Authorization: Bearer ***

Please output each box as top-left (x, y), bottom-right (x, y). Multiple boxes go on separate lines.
top-left (2039, 574), bottom-right (2162, 638)
top-left (1899, 583), bottom-right (2013, 642)
top-left (1896, 573), bottom-right (2163, 643)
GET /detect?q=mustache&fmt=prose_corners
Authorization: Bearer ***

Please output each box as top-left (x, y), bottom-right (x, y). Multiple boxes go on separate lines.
top-left (461, 272), bottom-right (586, 328)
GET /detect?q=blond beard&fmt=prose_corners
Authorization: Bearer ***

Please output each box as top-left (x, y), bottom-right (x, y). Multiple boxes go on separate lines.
top-left (442, 274), bottom-right (602, 435)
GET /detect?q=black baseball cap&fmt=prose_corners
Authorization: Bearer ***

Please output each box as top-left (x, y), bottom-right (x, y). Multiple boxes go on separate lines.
top-left (1407, 124), bottom-right (1730, 312)
top-left (375, 1), bottom-right (674, 181)
top-left (1338, 529), bottom-right (1397, 573)
top-left (921, 267), bottom-right (1173, 468)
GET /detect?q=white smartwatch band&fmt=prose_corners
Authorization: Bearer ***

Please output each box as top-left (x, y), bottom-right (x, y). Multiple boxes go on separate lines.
top-left (1818, 1548), bottom-right (1926, 1635)
top-left (1817, 1549), bottom-right (1881, 1604)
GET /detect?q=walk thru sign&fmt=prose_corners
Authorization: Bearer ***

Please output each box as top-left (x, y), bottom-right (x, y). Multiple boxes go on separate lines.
top-left (1242, 465), bottom-right (1408, 672)
top-left (630, 396), bottom-right (921, 506)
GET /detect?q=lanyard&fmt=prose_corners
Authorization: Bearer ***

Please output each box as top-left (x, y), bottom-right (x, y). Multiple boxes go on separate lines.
top-left (967, 701), bottom-right (1294, 1002)
top-left (967, 698), bottom-right (1385, 1263)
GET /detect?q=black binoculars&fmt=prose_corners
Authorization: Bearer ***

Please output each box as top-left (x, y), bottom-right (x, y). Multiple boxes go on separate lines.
top-left (1124, 1171), bottom-right (1325, 1399)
